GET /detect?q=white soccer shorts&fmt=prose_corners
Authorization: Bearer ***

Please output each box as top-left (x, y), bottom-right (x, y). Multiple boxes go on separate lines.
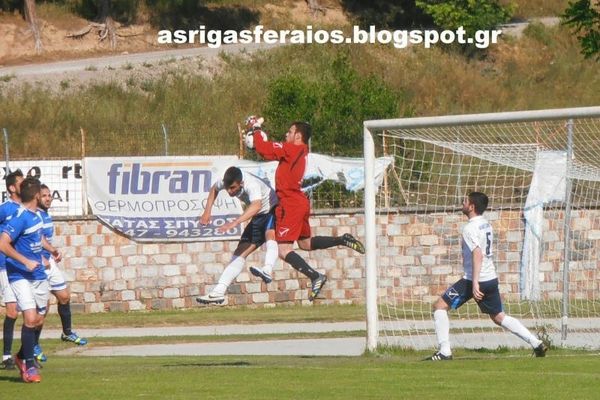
top-left (46, 258), bottom-right (67, 292)
top-left (0, 268), bottom-right (16, 304)
top-left (10, 279), bottom-right (49, 315)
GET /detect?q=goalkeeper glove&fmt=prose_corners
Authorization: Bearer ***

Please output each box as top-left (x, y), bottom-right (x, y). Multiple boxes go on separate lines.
top-left (245, 115), bottom-right (264, 130)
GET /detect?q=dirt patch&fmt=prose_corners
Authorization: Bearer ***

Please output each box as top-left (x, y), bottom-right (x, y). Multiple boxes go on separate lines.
top-left (0, 1), bottom-right (349, 92)
top-left (0, 18), bottom-right (161, 67)
top-left (263, 0), bottom-right (349, 27)
top-left (0, 1), bottom-right (350, 67)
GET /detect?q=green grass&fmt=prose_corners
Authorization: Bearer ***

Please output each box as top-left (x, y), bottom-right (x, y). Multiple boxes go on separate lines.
top-left (4, 307), bottom-right (600, 397)
top-left (1, 353), bottom-right (600, 399)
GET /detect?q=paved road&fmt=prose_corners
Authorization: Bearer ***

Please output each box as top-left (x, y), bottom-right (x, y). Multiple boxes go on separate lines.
top-left (0, 42), bottom-right (282, 77)
top-left (41, 321), bottom-right (366, 339)
top-left (48, 317), bottom-right (600, 357)
top-left (46, 322), bottom-right (368, 357)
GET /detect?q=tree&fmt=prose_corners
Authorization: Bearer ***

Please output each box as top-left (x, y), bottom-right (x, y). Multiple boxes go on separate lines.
top-left (0, 0), bottom-right (44, 54)
top-left (263, 52), bottom-right (398, 155)
top-left (66, 0), bottom-right (139, 49)
top-left (340, 0), bottom-right (432, 29)
top-left (562, 0), bottom-right (600, 60)
top-left (415, 0), bottom-right (513, 35)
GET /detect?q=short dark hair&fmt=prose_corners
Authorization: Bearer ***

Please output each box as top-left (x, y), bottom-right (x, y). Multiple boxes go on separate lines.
top-left (292, 121), bottom-right (312, 144)
top-left (5, 169), bottom-right (24, 193)
top-left (20, 177), bottom-right (41, 203)
top-left (223, 167), bottom-right (243, 188)
top-left (41, 183), bottom-right (49, 191)
top-left (468, 191), bottom-right (488, 215)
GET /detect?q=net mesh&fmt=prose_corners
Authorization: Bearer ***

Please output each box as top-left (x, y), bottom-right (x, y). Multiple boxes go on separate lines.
top-left (374, 115), bottom-right (600, 350)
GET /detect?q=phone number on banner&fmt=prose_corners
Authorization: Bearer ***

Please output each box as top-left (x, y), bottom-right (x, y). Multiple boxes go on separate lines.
top-left (98, 215), bottom-right (242, 241)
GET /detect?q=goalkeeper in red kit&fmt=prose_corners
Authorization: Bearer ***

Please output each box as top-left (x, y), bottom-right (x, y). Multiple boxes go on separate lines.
top-left (247, 117), bottom-right (365, 301)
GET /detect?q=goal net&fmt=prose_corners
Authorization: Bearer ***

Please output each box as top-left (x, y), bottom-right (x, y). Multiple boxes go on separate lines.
top-left (363, 106), bottom-right (600, 352)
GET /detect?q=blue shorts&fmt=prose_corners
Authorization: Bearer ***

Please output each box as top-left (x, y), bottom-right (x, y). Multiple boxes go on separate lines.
top-left (441, 278), bottom-right (503, 315)
top-left (239, 208), bottom-right (275, 247)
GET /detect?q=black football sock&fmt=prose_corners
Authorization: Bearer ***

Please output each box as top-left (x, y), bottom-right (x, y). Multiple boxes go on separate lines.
top-left (284, 251), bottom-right (320, 280)
top-left (310, 236), bottom-right (343, 250)
top-left (3, 317), bottom-right (16, 356)
top-left (34, 326), bottom-right (42, 345)
top-left (58, 303), bottom-right (73, 336)
top-left (21, 325), bottom-right (36, 368)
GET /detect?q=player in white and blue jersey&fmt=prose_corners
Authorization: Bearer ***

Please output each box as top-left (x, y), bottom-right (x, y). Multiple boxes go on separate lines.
top-left (196, 166), bottom-right (279, 304)
top-left (0, 169), bottom-right (24, 370)
top-left (0, 177), bottom-right (46, 382)
top-left (39, 184), bottom-right (87, 349)
top-left (425, 192), bottom-right (548, 361)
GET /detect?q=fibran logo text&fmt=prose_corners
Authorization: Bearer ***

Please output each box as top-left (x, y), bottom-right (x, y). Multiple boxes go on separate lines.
top-left (107, 163), bottom-right (212, 194)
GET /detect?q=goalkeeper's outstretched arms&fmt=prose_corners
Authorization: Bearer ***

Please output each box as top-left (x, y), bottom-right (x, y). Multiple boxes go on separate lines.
top-left (245, 115), bottom-right (286, 161)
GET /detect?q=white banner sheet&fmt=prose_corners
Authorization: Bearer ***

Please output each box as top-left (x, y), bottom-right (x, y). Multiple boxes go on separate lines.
top-left (1, 160), bottom-right (83, 216)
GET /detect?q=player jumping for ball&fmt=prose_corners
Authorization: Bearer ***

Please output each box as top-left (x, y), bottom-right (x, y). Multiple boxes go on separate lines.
top-left (248, 117), bottom-right (365, 301)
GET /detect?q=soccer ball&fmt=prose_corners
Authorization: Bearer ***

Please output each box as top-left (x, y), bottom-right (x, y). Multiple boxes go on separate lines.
top-left (244, 130), bottom-right (268, 149)
top-left (245, 115), bottom-right (264, 129)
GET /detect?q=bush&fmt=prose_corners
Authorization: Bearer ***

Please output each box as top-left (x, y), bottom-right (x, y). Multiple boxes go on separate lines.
top-left (262, 51), bottom-right (398, 156)
top-left (416, 0), bottom-right (514, 35)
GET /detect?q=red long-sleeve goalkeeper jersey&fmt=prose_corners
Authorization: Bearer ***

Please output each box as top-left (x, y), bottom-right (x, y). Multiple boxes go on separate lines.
top-left (253, 130), bottom-right (308, 205)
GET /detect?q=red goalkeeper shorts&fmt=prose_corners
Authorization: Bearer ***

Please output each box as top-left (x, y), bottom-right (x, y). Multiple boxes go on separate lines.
top-left (274, 200), bottom-right (310, 242)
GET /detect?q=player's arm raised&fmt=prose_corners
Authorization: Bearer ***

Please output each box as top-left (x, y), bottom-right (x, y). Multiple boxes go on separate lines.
top-left (244, 115), bottom-right (286, 161)
top-left (200, 183), bottom-right (219, 225)
top-left (253, 130), bottom-right (286, 161)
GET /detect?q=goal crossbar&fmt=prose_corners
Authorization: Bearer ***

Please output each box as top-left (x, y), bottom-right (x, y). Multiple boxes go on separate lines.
top-left (364, 106), bottom-right (600, 131)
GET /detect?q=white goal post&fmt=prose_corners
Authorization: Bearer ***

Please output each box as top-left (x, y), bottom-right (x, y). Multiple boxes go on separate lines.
top-left (363, 106), bottom-right (600, 352)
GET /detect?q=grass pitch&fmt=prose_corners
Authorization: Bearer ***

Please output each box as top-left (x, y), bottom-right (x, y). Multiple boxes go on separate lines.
top-left (1, 352), bottom-right (599, 399)
top-left (2, 305), bottom-right (600, 398)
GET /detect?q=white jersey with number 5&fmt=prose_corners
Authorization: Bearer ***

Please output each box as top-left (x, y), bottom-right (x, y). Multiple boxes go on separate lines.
top-left (461, 215), bottom-right (497, 282)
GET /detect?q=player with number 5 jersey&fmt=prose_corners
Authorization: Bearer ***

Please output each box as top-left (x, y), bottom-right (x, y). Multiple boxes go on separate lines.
top-left (461, 213), bottom-right (495, 283)
top-left (424, 191), bottom-right (548, 361)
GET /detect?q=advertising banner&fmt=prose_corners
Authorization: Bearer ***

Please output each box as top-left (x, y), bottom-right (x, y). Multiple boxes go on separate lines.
top-left (1, 160), bottom-right (83, 216)
top-left (85, 154), bottom-right (393, 241)
top-left (85, 156), bottom-right (242, 241)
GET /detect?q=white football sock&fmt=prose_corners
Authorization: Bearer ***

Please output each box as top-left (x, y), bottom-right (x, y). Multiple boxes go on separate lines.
top-left (262, 240), bottom-right (278, 275)
top-left (213, 256), bottom-right (245, 296)
top-left (434, 309), bottom-right (452, 355)
top-left (501, 315), bottom-right (542, 348)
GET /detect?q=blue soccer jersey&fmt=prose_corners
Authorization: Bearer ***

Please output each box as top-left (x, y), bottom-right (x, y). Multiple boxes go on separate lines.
top-left (38, 208), bottom-right (54, 260)
top-left (0, 199), bottom-right (21, 271)
top-left (3, 206), bottom-right (45, 282)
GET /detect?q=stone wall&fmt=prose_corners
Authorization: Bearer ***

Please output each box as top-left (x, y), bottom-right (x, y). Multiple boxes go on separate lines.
top-left (376, 208), bottom-right (600, 305)
top-left (49, 208), bottom-right (600, 313)
top-left (53, 212), bottom-right (366, 312)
